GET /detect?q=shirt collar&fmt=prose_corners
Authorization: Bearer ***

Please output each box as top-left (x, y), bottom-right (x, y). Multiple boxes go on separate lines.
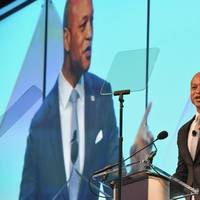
top-left (195, 112), bottom-right (200, 122)
top-left (58, 71), bottom-right (84, 109)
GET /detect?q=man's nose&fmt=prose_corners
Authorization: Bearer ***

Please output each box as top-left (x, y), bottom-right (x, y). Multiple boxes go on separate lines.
top-left (197, 85), bottom-right (200, 93)
top-left (86, 21), bottom-right (93, 40)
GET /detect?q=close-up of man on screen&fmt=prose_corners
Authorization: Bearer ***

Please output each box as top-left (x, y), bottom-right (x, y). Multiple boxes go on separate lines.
top-left (19, 0), bottom-right (118, 199)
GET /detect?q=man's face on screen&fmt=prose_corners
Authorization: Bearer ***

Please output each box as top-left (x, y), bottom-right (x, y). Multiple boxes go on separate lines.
top-left (65, 0), bottom-right (93, 73)
top-left (191, 72), bottom-right (200, 112)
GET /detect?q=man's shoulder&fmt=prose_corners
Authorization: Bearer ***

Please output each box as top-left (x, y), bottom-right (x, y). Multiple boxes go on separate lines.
top-left (30, 84), bottom-right (58, 130)
top-left (85, 72), bottom-right (106, 84)
top-left (85, 72), bottom-right (111, 94)
top-left (178, 116), bottom-right (195, 136)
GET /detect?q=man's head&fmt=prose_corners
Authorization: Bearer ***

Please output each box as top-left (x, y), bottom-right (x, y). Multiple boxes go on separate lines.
top-left (63, 0), bottom-right (93, 77)
top-left (191, 72), bottom-right (200, 112)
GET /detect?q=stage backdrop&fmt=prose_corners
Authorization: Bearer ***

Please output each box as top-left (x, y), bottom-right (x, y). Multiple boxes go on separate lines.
top-left (0, 0), bottom-right (200, 199)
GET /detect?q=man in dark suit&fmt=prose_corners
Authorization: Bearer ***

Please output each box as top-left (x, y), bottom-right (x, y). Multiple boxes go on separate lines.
top-left (19, 0), bottom-right (118, 199)
top-left (174, 72), bottom-right (200, 200)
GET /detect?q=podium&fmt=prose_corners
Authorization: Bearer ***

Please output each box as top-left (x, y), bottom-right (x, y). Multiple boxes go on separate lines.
top-left (108, 169), bottom-right (199, 200)
top-left (112, 171), bottom-right (168, 200)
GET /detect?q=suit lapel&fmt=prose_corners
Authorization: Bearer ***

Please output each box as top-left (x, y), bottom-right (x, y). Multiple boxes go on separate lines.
top-left (182, 116), bottom-right (200, 164)
top-left (179, 118), bottom-right (194, 164)
top-left (78, 73), bottom-right (99, 199)
top-left (83, 73), bottom-right (98, 175)
top-left (48, 82), bottom-right (66, 181)
top-left (195, 139), bottom-right (200, 163)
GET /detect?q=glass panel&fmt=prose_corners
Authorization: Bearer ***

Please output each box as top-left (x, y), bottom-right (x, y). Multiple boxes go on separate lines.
top-left (100, 48), bottom-right (159, 95)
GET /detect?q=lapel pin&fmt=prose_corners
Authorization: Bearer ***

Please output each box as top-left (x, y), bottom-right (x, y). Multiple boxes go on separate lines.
top-left (90, 95), bottom-right (95, 102)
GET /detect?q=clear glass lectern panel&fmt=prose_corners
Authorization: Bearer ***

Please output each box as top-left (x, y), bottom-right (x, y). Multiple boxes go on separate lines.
top-left (96, 166), bottom-right (199, 200)
top-left (170, 177), bottom-right (199, 200)
top-left (149, 165), bottom-right (199, 200)
top-left (51, 170), bottom-right (113, 199)
top-left (100, 48), bottom-right (160, 95)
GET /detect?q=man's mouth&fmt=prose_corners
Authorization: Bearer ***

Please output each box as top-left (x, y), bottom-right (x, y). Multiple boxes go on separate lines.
top-left (84, 46), bottom-right (92, 59)
top-left (195, 96), bottom-right (200, 102)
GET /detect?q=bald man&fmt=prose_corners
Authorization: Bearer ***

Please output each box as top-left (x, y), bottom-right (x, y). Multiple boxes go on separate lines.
top-left (19, 0), bottom-right (118, 199)
top-left (174, 72), bottom-right (200, 200)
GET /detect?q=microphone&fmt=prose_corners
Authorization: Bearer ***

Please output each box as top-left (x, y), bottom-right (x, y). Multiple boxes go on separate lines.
top-left (93, 131), bottom-right (168, 177)
top-left (147, 150), bottom-right (157, 162)
top-left (93, 165), bottom-right (113, 177)
top-left (192, 130), bottom-right (197, 137)
top-left (156, 131), bottom-right (168, 140)
top-left (129, 130), bottom-right (168, 160)
top-left (146, 131), bottom-right (167, 162)
top-left (137, 150), bottom-right (157, 167)
top-left (135, 131), bottom-right (168, 168)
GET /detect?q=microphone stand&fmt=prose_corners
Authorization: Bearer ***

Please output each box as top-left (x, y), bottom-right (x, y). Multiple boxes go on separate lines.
top-left (93, 131), bottom-right (168, 178)
top-left (114, 89), bottom-right (130, 200)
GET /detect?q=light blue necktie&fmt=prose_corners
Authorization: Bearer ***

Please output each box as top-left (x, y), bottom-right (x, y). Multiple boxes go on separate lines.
top-left (69, 89), bottom-right (80, 200)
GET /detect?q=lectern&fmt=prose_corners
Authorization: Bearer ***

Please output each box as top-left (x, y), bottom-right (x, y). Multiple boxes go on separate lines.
top-left (109, 170), bottom-right (198, 200)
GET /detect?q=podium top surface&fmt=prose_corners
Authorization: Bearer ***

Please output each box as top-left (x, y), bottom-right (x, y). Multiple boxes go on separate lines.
top-left (110, 170), bottom-right (169, 186)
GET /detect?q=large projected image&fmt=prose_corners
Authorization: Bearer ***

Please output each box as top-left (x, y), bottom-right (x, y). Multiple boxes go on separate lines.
top-left (19, 1), bottom-right (119, 199)
top-left (0, 0), bottom-right (200, 199)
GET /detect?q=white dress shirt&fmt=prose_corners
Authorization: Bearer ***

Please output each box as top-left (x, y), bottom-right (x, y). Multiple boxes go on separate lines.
top-left (58, 71), bottom-right (85, 182)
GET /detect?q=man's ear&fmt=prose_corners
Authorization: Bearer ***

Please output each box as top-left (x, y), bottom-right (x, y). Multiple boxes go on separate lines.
top-left (64, 27), bottom-right (70, 52)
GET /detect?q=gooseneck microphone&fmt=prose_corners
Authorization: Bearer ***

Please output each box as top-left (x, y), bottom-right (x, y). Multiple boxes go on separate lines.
top-left (93, 131), bottom-right (168, 177)
top-left (127, 130), bottom-right (168, 163)
top-left (129, 130), bottom-right (168, 165)
top-left (156, 131), bottom-right (168, 140)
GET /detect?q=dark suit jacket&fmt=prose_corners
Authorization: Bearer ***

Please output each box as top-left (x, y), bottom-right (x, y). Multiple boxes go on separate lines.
top-left (19, 72), bottom-right (118, 200)
top-left (174, 116), bottom-right (200, 200)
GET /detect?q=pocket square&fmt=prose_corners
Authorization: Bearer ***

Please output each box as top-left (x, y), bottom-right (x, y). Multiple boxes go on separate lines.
top-left (95, 130), bottom-right (103, 144)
